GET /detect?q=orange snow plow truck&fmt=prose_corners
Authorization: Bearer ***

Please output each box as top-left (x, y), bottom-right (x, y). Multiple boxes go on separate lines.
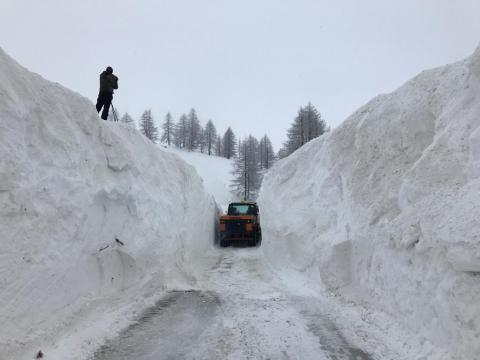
top-left (219, 202), bottom-right (262, 247)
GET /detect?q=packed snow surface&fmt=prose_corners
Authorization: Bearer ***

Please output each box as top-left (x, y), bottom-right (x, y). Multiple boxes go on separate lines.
top-left (162, 147), bottom-right (236, 210)
top-left (0, 47), bottom-right (218, 359)
top-left (92, 249), bottom-right (382, 360)
top-left (259, 45), bottom-right (480, 360)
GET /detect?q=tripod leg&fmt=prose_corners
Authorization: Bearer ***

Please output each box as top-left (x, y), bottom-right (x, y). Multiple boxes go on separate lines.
top-left (110, 103), bottom-right (118, 122)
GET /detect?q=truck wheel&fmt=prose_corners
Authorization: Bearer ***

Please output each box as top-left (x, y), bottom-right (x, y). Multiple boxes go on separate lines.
top-left (255, 228), bottom-right (262, 246)
top-left (249, 232), bottom-right (258, 247)
top-left (220, 238), bottom-right (229, 247)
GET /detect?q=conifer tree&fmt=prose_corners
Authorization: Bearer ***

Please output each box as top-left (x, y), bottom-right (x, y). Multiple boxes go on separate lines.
top-left (174, 114), bottom-right (188, 148)
top-left (277, 147), bottom-right (288, 160)
top-left (231, 135), bottom-right (262, 200)
top-left (139, 110), bottom-right (159, 143)
top-left (215, 135), bottom-right (223, 157)
top-left (259, 135), bottom-right (275, 169)
top-left (186, 108), bottom-right (202, 151)
top-left (280, 103), bottom-right (327, 157)
top-left (204, 120), bottom-right (217, 156)
top-left (120, 112), bottom-right (135, 127)
top-left (161, 112), bottom-right (175, 146)
top-left (222, 127), bottom-right (237, 159)
top-left (199, 125), bottom-right (205, 153)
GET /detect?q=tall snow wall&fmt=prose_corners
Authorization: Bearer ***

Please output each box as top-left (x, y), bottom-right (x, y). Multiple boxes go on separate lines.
top-left (259, 45), bottom-right (480, 360)
top-left (0, 48), bottom-right (217, 358)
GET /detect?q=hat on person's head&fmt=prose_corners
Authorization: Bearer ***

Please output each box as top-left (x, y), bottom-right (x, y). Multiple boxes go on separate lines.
top-left (106, 66), bottom-right (113, 73)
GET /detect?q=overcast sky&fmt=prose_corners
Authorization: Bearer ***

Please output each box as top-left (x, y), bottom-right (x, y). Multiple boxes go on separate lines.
top-left (1, 0), bottom-right (479, 150)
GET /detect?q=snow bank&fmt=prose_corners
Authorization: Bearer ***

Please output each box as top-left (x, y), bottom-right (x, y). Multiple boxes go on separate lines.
top-left (0, 47), bottom-right (218, 359)
top-left (259, 44), bottom-right (480, 359)
top-left (162, 147), bottom-right (236, 210)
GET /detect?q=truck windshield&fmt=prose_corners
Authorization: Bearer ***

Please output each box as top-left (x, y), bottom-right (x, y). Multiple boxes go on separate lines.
top-left (228, 204), bottom-right (257, 216)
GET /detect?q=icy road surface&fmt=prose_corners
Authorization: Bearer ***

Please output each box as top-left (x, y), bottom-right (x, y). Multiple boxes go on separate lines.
top-left (93, 248), bottom-right (372, 360)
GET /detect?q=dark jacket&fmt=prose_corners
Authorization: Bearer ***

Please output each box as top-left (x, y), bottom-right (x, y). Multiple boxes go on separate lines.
top-left (99, 71), bottom-right (119, 93)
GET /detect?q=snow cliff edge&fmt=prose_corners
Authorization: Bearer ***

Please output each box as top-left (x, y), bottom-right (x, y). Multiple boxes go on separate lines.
top-left (259, 45), bottom-right (480, 359)
top-left (0, 47), bottom-right (217, 359)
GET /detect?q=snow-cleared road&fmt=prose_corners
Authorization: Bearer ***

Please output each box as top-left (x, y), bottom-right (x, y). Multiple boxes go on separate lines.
top-left (93, 247), bottom-right (372, 360)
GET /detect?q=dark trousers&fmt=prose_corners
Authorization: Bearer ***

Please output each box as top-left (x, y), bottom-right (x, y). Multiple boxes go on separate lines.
top-left (96, 91), bottom-right (113, 120)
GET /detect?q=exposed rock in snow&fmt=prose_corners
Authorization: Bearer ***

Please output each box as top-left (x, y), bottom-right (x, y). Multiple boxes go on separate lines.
top-left (0, 47), bottom-right (218, 359)
top-left (259, 44), bottom-right (480, 360)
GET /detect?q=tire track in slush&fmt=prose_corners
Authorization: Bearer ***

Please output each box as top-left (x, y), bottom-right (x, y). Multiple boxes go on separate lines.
top-left (93, 290), bottom-right (220, 360)
top-left (93, 250), bottom-right (373, 360)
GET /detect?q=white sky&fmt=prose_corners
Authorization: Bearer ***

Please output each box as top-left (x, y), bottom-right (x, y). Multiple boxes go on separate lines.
top-left (1, 0), bottom-right (479, 150)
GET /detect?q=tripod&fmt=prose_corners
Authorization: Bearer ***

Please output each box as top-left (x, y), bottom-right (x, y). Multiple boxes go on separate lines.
top-left (110, 102), bottom-right (119, 122)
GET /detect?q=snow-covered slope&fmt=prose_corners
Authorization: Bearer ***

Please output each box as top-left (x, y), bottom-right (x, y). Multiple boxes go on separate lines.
top-left (162, 147), bottom-right (236, 210)
top-left (259, 45), bottom-right (480, 360)
top-left (0, 47), bottom-right (218, 359)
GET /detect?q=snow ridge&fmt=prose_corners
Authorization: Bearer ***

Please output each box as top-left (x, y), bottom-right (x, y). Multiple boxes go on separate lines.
top-left (0, 47), bottom-right (217, 359)
top-left (259, 44), bottom-right (480, 360)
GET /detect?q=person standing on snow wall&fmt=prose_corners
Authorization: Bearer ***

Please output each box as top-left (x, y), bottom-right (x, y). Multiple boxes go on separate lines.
top-left (96, 66), bottom-right (118, 120)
